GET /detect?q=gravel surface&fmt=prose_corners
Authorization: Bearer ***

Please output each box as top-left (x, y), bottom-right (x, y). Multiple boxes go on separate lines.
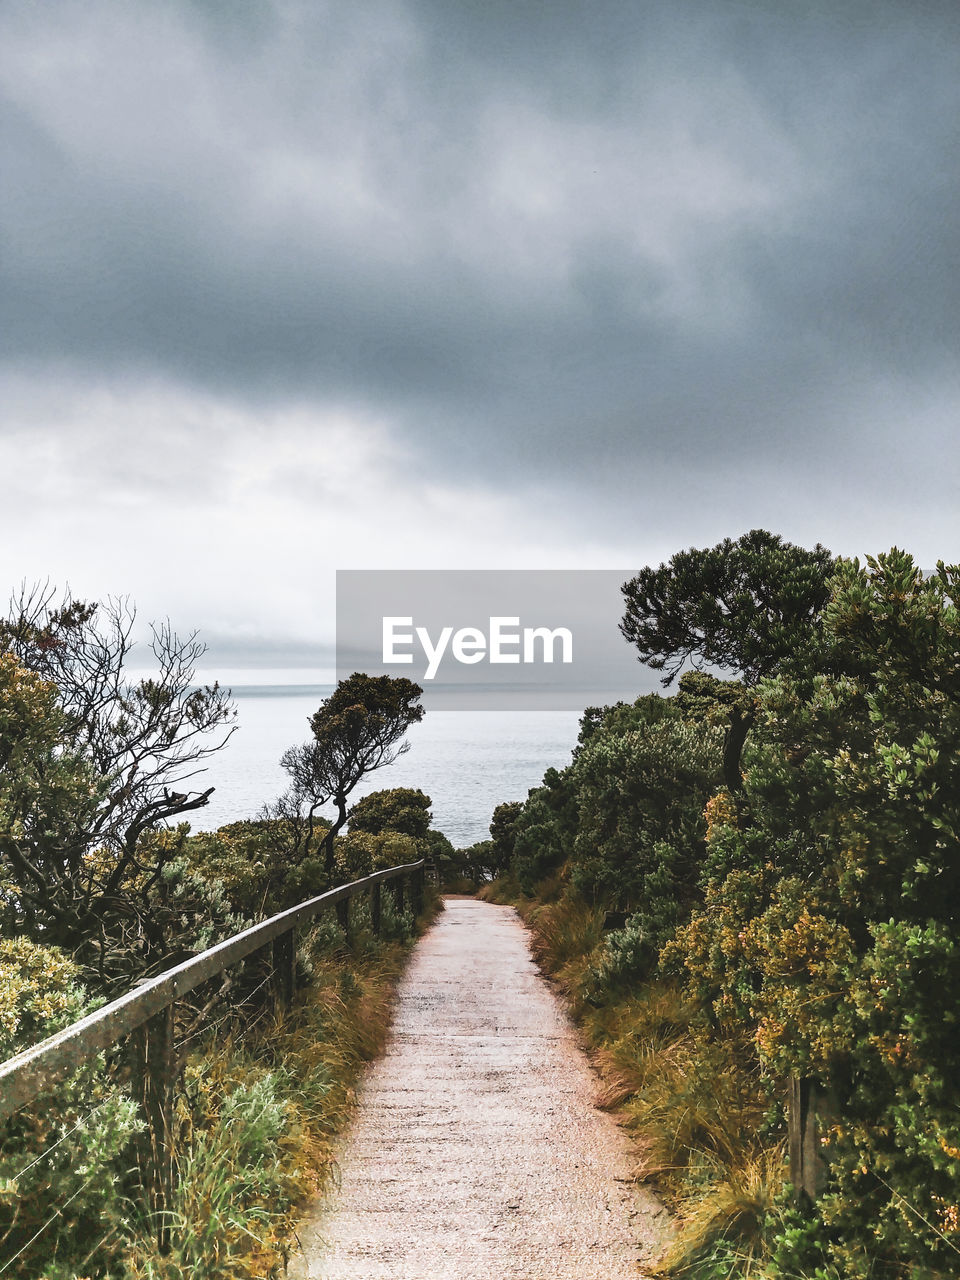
top-left (289, 897), bottom-right (672, 1279)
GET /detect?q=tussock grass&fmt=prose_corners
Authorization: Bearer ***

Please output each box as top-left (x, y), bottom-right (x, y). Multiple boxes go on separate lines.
top-left (123, 897), bottom-right (437, 1279)
top-left (589, 983), bottom-right (700, 1109)
top-left (525, 896), bottom-right (606, 988)
top-left (489, 879), bottom-right (786, 1279)
top-left (620, 1031), bottom-right (769, 1185)
top-left (483, 878), bottom-right (607, 1003)
top-left (477, 873), bottom-right (525, 905)
top-left (658, 1143), bottom-right (786, 1278)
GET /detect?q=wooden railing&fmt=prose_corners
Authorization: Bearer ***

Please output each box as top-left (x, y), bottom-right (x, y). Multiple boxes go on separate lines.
top-left (0, 859), bottom-right (426, 1244)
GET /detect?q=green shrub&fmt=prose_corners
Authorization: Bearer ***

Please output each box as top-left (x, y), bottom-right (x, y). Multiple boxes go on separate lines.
top-left (511, 766), bottom-right (579, 892)
top-left (666, 551), bottom-right (960, 1275)
top-left (570, 714), bottom-right (721, 916)
top-left (0, 938), bottom-right (142, 1279)
top-left (347, 788), bottom-right (432, 839)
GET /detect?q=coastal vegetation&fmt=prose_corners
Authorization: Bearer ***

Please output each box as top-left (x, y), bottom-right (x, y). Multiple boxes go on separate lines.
top-left (268, 672), bottom-right (425, 877)
top-left (0, 592), bottom-right (437, 1278)
top-left (5, 535), bottom-right (960, 1278)
top-left (0, 587), bottom-right (235, 993)
top-left (481, 533), bottom-right (960, 1279)
top-left (0, 911), bottom-right (425, 1280)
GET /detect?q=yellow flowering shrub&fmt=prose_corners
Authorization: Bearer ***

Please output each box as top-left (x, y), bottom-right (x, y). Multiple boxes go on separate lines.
top-left (0, 937), bottom-right (141, 1278)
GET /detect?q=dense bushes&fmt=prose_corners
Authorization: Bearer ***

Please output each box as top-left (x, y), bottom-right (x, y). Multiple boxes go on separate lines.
top-left (506, 693), bottom-right (722, 973)
top-left (494, 544), bottom-right (960, 1278)
top-left (176, 818), bottom-right (330, 918)
top-left (0, 616), bottom-right (445, 1279)
top-left (0, 938), bottom-right (143, 1279)
top-left (664, 552), bottom-right (960, 1276)
top-left (339, 786), bottom-right (454, 881)
top-left (570, 710), bottom-right (721, 918)
top-left (347, 788), bottom-right (432, 839)
top-left (510, 765), bottom-right (580, 891)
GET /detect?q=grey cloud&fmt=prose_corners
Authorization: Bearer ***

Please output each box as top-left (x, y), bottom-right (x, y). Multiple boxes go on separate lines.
top-left (1, 0), bottom-right (959, 511)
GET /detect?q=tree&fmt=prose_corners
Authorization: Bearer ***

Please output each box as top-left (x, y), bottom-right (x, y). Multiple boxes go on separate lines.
top-left (570, 698), bottom-right (722, 921)
top-left (488, 800), bottom-right (523, 874)
top-left (620, 530), bottom-right (835, 793)
top-left (277, 673), bottom-right (424, 877)
top-left (665, 551), bottom-right (960, 1273)
top-left (0, 586), bottom-right (235, 986)
top-left (348, 787), bottom-right (432, 839)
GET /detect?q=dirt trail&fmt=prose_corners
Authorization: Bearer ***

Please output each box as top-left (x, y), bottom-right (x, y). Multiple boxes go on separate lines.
top-left (289, 897), bottom-right (671, 1279)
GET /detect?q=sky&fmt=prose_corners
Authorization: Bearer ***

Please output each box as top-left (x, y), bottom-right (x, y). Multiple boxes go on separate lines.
top-left (2, 0), bottom-right (959, 673)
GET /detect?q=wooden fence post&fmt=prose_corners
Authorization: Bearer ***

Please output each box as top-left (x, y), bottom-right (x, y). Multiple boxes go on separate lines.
top-left (336, 895), bottom-right (350, 943)
top-left (370, 881), bottom-right (382, 938)
top-left (133, 1002), bottom-right (176, 1251)
top-left (412, 865), bottom-right (424, 918)
top-left (788, 1074), bottom-right (829, 1204)
top-left (272, 927), bottom-right (296, 1007)
top-left (392, 873), bottom-right (405, 916)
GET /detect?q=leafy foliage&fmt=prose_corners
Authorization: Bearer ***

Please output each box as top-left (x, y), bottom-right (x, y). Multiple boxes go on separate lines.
top-left (0, 938), bottom-right (143, 1279)
top-left (620, 529), bottom-right (835, 687)
top-left (505, 694), bottom-right (721, 963)
top-left (175, 818), bottom-right (331, 918)
top-left (487, 801), bottom-right (523, 870)
top-left (571, 707), bottom-right (722, 921)
top-left (510, 765), bottom-right (580, 892)
top-left (274, 674), bottom-right (424, 876)
top-left (348, 787), bottom-right (432, 839)
top-left (621, 530), bottom-right (835, 795)
top-left (0, 588), bottom-right (234, 992)
top-left (665, 549), bottom-right (960, 1275)
top-left (336, 829), bottom-right (422, 878)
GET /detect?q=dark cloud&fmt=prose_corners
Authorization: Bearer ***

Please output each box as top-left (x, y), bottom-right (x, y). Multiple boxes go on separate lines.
top-left (2, 0), bottom-right (959, 516)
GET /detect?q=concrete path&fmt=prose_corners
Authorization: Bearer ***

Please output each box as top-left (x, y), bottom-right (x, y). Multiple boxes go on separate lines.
top-left (289, 897), bottom-right (671, 1279)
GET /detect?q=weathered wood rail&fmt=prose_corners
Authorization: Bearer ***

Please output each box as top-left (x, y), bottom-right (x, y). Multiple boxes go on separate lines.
top-left (0, 859), bottom-right (426, 1245)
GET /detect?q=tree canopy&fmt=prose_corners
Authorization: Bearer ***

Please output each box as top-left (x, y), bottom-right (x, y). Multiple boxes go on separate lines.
top-left (620, 530), bottom-right (836, 793)
top-left (348, 787), bottom-right (432, 839)
top-left (0, 585), bottom-right (235, 987)
top-left (620, 529), bottom-right (836, 687)
top-left (278, 673), bottom-right (425, 875)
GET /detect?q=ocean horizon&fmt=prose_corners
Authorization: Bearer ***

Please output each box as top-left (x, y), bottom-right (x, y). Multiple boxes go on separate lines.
top-left (188, 684), bottom-right (585, 848)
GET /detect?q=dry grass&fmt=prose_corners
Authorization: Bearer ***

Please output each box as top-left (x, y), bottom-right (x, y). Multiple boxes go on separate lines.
top-left (123, 899), bottom-right (439, 1279)
top-left (590, 983), bottom-right (700, 1109)
top-left (659, 1143), bottom-right (787, 1276)
top-left (525, 896), bottom-right (606, 981)
top-left (485, 880), bottom-right (786, 1279)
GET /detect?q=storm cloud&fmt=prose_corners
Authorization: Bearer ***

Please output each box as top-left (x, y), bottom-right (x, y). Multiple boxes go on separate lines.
top-left (2, 0), bottom-right (958, 650)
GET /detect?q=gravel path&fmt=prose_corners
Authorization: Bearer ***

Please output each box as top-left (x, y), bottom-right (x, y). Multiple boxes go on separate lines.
top-left (289, 897), bottom-right (672, 1279)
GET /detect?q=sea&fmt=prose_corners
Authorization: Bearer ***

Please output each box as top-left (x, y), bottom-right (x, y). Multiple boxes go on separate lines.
top-left (190, 685), bottom-right (584, 848)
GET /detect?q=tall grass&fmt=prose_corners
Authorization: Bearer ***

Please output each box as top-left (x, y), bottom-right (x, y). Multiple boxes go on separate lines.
top-left (121, 895), bottom-right (436, 1279)
top-left (494, 881), bottom-right (791, 1280)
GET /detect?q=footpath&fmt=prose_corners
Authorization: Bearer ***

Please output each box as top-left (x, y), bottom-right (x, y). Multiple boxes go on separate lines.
top-left (289, 897), bottom-right (671, 1279)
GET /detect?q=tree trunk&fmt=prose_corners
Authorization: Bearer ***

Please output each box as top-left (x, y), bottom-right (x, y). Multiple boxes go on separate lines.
top-left (323, 797), bottom-right (349, 879)
top-left (723, 704), bottom-right (754, 797)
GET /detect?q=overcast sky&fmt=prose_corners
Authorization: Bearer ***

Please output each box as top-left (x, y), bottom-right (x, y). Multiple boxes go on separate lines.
top-left (2, 0), bottom-right (958, 670)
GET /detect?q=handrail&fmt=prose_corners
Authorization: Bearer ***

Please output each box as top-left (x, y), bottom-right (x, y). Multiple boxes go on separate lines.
top-left (0, 859), bottom-right (425, 1119)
